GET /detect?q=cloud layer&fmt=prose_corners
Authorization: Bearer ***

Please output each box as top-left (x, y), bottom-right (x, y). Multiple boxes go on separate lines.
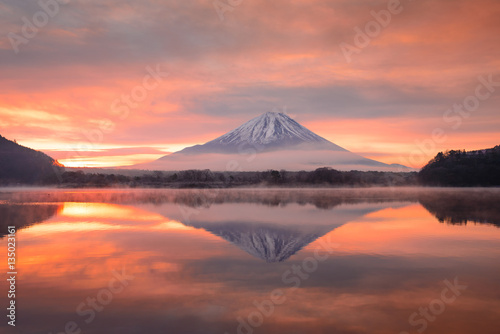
top-left (1, 0), bottom-right (499, 167)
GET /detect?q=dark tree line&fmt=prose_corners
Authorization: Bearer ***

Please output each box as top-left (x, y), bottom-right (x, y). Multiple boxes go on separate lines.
top-left (59, 168), bottom-right (418, 188)
top-left (2, 130), bottom-right (498, 188)
top-left (418, 146), bottom-right (500, 186)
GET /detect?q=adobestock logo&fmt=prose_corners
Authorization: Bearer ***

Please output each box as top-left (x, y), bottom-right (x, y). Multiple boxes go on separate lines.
top-left (339, 0), bottom-right (417, 63)
top-left (7, 0), bottom-right (71, 54)
top-left (47, 268), bottom-right (134, 334)
top-left (399, 73), bottom-right (500, 168)
top-left (110, 64), bottom-right (169, 121)
top-left (225, 237), bottom-right (339, 334)
top-left (213, 0), bottom-right (244, 22)
top-left (399, 277), bottom-right (467, 334)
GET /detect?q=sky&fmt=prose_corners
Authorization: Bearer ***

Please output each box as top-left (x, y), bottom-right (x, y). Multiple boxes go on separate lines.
top-left (0, 0), bottom-right (499, 168)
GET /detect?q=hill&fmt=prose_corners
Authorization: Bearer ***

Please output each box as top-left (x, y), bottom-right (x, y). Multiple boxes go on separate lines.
top-left (418, 146), bottom-right (500, 186)
top-left (138, 112), bottom-right (411, 172)
top-left (0, 135), bottom-right (64, 185)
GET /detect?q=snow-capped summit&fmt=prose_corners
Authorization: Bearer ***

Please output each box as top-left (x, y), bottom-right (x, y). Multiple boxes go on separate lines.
top-left (179, 112), bottom-right (346, 154)
top-left (136, 111), bottom-right (411, 172)
top-left (212, 111), bottom-right (330, 146)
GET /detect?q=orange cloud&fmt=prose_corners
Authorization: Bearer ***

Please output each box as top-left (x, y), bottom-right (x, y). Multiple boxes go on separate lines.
top-left (0, 0), bottom-right (498, 168)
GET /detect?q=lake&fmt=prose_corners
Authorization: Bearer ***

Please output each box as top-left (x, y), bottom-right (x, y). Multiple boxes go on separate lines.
top-left (1, 188), bottom-right (500, 334)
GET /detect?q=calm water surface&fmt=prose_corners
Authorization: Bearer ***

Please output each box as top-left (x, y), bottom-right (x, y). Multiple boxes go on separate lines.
top-left (1, 188), bottom-right (499, 334)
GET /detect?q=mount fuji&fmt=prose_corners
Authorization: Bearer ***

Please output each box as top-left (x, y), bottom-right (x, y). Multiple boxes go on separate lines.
top-left (138, 112), bottom-right (409, 171)
top-left (188, 222), bottom-right (332, 262)
top-left (178, 111), bottom-right (345, 154)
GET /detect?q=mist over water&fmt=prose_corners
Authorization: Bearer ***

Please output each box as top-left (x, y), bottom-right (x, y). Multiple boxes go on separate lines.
top-left (1, 188), bottom-right (499, 334)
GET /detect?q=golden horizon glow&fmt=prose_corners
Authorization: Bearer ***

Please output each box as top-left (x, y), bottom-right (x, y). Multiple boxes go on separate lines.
top-left (59, 154), bottom-right (166, 168)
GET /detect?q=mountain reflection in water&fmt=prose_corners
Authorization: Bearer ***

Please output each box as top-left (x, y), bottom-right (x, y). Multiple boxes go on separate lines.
top-left (1, 188), bottom-right (499, 334)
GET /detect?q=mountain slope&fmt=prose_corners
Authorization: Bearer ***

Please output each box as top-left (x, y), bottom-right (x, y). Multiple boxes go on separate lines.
top-left (179, 112), bottom-right (345, 154)
top-left (137, 112), bottom-right (410, 172)
top-left (192, 222), bottom-right (330, 262)
top-left (0, 135), bottom-right (64, 184)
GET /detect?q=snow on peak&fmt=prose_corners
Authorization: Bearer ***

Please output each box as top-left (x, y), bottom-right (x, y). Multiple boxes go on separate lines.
top-left (210, 112), bottom-right (329, 146)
